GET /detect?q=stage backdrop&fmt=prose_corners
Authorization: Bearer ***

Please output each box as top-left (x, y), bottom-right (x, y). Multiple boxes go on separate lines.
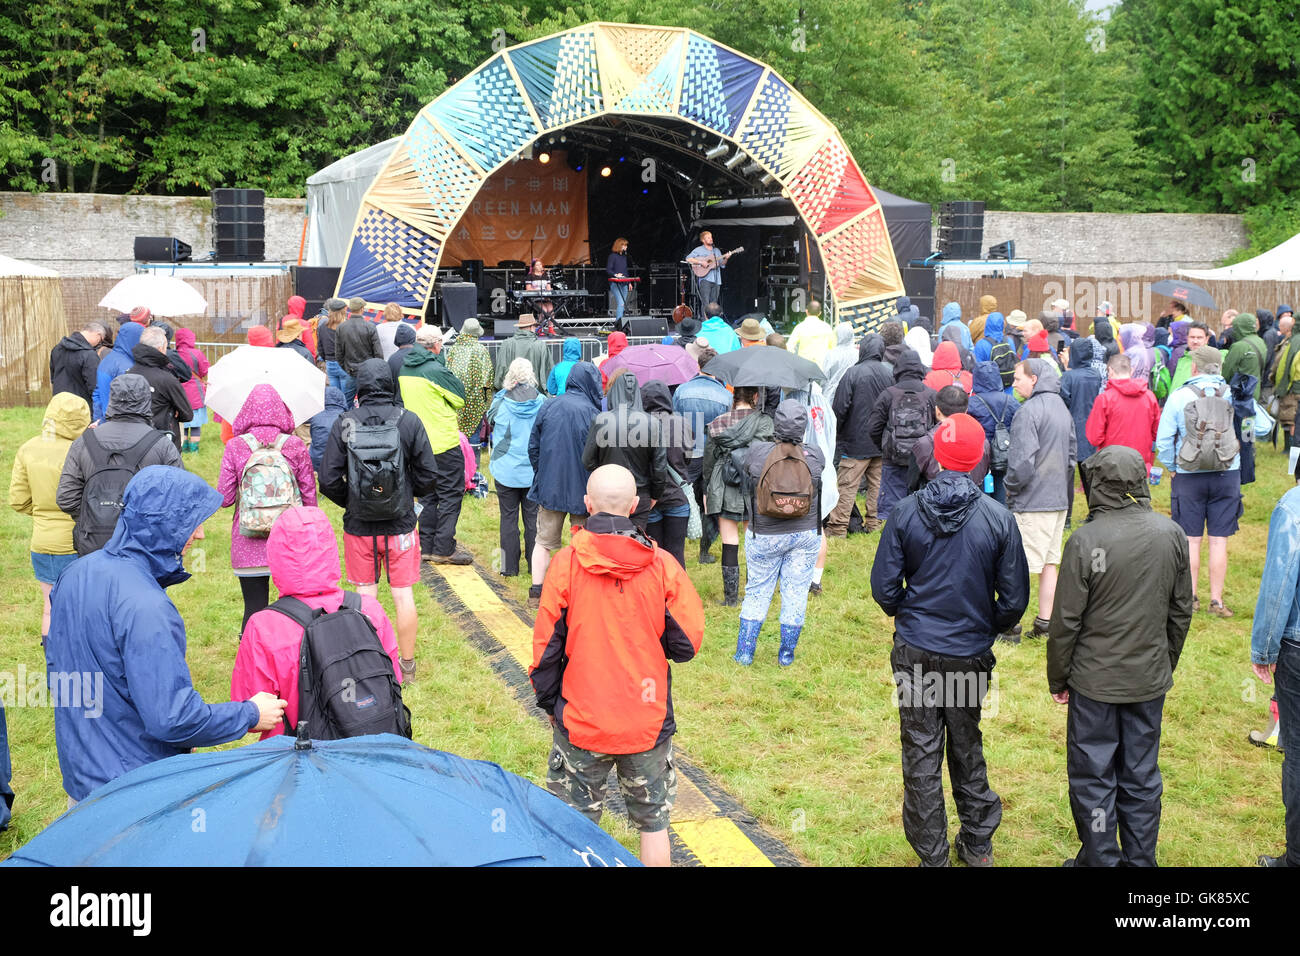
top-left (442, 153), bottom-right (589, 266)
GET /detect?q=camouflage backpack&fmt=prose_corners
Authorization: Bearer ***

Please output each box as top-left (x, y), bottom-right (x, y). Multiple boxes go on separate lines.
top-left (238, 433), bottom-right (302, 537)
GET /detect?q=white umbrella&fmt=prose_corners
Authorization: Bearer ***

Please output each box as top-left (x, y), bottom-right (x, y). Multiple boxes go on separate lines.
top-left (98, 274), bottom-right (208, 317)
top-left (206, 345), bottom-right (326, 427)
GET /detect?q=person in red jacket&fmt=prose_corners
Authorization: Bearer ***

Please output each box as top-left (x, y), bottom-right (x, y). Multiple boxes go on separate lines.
top-left (1085, 353), bottom-right (1162, 472)
top-left (923, 341), bottom-right (973, 395)
top-left (230, 505), bottom-right (402, 738)
top-left (530, 464), bottom-right (705, 867)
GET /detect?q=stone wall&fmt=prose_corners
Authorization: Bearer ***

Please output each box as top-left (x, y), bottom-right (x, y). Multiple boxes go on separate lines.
top-left (0, 192), bottom-right (307, 277)
top-left (968, 212), bottom-right (1247, 276)
top-left (0, 192), bottom-right (1250, 278)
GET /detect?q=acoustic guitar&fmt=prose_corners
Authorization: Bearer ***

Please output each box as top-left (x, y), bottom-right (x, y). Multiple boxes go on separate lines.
top-left (686, 247), bottom-right (744, 278)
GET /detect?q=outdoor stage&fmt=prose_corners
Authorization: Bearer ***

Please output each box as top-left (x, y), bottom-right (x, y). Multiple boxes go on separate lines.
top-left (326, 22), bottom-right (907, 336)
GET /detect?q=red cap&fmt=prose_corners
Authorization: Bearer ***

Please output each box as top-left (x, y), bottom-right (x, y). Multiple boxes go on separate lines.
top-left (1027, 330), bottom-right (1050, 352)
top-left (129, 306), bottom-right (152, 325)
top-left (934, 413), bottom-right (986, 473)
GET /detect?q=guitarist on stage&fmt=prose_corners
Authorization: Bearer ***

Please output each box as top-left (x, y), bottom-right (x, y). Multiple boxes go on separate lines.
top-left (686, 231), bottom-right (735, 311)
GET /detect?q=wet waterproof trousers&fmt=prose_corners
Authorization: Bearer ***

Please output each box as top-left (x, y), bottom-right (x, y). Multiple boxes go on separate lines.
top-left (891, 636), bottom-right (1001, 866)
top-left (1066, 689), bottom-right (1164, 866)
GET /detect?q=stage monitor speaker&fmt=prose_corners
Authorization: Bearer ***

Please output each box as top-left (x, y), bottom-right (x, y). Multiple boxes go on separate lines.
top-left (493, 318), bottom-right (519, 337)
top-left (626, 315), bottom-right (668, 337)
top-left (439, 282), bottom-right (478, 331)
top-left (133, 236), bottom-right (192, 262)
top-left (291, 266), bottom-right (340, 316)
top-left (987, 240), bottom-right (1016, 260)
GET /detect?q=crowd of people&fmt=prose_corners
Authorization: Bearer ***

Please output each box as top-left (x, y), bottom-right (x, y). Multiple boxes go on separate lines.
top-left (3, 290), bottom-right (1295, 869)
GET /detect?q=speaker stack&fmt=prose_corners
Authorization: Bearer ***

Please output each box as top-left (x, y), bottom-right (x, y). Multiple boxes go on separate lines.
top-left (212, 188), bottom-right (265, 262)
top-left (937, 201), bottom-right (985, 260)
top-left (291, 266), bottom-right (341, 318)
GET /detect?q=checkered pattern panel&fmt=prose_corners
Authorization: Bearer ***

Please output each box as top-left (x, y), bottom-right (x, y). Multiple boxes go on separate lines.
top-left (404, 116), bottom-right (482, 232)
top-left (616, 34), bottom-right (682, 114)
top-left (348, 206), bottom-right (440, 304)
top-left (836, 297), bottom-right (896, 337)
top-left (427, 55), bottom-right (539, 172)
top-left (511, 30), bottom-right (601, 129)
top-left (737, 73), bottom-right (792, 173)
top-left (821, 211), bottom-right (890, 300)
top-left (786, 138), bottom-right (875, 236)
top-left (679, 34), bottom-right (729, 133)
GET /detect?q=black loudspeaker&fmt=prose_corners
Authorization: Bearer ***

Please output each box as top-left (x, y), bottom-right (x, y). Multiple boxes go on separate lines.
top-left (292, 266), bottom-right (341, 316)
top-left (626, 315), bottom-right (668, 337)
top-left (480, 269), bottom-right (508, 315)
top-left (133, 236), bottom-right (192, 262)
top-left (460, 259), bottom-right (484, 286)
top-left (493, 318), bottom-right (520, 337)
top-left (439, 282), bottom-right (478, 331)
top-left (937, 200), bottom-right (985, 260)
top-left (987, 240), bottom-right (1016, 260)
top-left (212, 188), bottom-right (265, 262)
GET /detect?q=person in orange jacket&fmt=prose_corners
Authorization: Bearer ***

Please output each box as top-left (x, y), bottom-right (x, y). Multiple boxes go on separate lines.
top-left (530, 464), bottom-right (705, 867)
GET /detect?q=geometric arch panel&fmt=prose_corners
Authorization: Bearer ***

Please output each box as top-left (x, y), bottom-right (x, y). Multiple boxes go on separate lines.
top-left (337, 22), bottom-right (903, 320)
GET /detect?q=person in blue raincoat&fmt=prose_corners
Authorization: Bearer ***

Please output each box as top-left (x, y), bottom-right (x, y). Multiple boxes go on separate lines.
top-left (547, 337), bottom-right (584, 396)
top-left (45, 465), bottom-right (287, 805)
top-left (90, 321), bottom-right (144, 421)
top-left (0, 697), bottom-right (12, 830)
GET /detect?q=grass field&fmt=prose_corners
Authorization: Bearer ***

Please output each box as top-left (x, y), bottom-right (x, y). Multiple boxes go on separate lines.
top-left (0, 402), bottom-right (1288, 865)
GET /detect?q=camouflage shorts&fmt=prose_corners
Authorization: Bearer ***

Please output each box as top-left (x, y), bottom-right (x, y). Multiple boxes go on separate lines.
top-left (546, 729), bottom-right (676, 833)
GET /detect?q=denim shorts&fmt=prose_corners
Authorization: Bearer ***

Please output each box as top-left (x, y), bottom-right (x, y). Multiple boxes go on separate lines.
top-left (1171, 470), bottom-right (1242, 538)
top-left (31, 551), bottom-right (78, 585)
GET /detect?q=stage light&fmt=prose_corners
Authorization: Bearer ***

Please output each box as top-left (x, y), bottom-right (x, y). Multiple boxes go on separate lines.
top-left (538, 151), bottom-right (551, 164)
top-left (761, 172), bottom-right (776, 186)
top-left (742, 161), bottom-right (762, 176)
top-left (724, 150), bottom-right (745, 170)
top-left (599, 165), bottom-right (612, 177)
top-left (642, 188), bottom-right (649, 195)
top-left (706, 142), bottom-right (729, 160)
top-left (559, 134), bottom-right (567, 143)
top-left (618, 156), bottom-right (626, 163)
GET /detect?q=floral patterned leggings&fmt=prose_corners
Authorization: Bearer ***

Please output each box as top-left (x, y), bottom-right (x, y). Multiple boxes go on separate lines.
top-left (740, 528), bottom-right (821, 627)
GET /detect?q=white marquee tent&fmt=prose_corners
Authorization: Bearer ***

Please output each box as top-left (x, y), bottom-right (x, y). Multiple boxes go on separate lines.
top-left (1179, 232), bottom-right (1300, 282)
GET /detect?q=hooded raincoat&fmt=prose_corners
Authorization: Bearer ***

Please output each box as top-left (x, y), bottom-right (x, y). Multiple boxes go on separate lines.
top-left (174, 328), bottom-right (209, 414)
top-left (230, 506), bottom-right (402, 738)
top-left (939, 301), bottom-right (974, 351)
top-left (399, 346), bottom-right (466, 454)
top-left (1085, 375), bottom-right (1161, 469)
top-left (968, 361), bottom-right (1019, 449)
top-left (488, 383), bottom-right (545, 489)
top-left (47, 466), bottom-right (260, 801)
top-left (1059, 337), bottom-right (1104, 460)
top-left (1221, 312), bottom-right (1267, 400)
top-left (703, 404), bottom-right (774, 519)
top-left (1004, 360), bottom-right (1076, 513)
top-left (445, 332), bottom-right (493, 434)
top-left (1047, 447), bottom-right (1192, 701)
top-left (582, 371), bottom-right (667, 518)
top-left (822, 324), bottom-right (858, 403)
top-left (309, 387), bottom-right (348, 473)
top-left (50, 332), bottom-right (100, 408)
top-left (91, 321), bottom-right (144, 421)
top-left (546, 338), bottom-right (583, 396)
top-left (833, 334), bottom-right (893, 459)
top-left (528, 362), bottom-right (603, 515)
top-left (216, 384), bottom-right (317, 571)
top-left (923, 341), bottom-right (973, 394)
top-left (10, 393), bottom-right (91, 554)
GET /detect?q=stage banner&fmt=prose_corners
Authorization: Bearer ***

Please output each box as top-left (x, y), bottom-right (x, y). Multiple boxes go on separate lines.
top-left (442, 154), bottom-right (589, 266)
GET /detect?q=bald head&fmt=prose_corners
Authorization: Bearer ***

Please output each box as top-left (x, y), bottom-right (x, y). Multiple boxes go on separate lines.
top-left (584, 464), bottom-right (638, 517)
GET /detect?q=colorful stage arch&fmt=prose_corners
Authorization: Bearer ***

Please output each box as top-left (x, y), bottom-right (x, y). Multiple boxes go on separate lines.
top-left (336, 22), bottom-right (904, 329)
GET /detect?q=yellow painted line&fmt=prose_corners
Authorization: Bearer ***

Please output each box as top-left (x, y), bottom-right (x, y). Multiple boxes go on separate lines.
top-left (431, 564), bottom-right (534, 669)
top-left (431, 562), bottom-right (776, 867)
top-left (672, 774), bottom-right (774, 867)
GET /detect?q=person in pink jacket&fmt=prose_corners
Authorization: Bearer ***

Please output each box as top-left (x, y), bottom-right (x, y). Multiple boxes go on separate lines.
top-left (217, 384), bottom-right (317, 632)
top-left (174, 328), bottom-right (210, 454)
top-left (231, 506), bottom-right (402, 739)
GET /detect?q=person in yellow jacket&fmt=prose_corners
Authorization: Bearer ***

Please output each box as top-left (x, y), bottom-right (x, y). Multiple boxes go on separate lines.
top-left (969, 294), bottom-right (998, 345)
top-left (399, 325), bottom-right (473, 564)
top-left (786, 300), bottom-right (838, 369)
top-left (9, 392), bottom-right (91, 641)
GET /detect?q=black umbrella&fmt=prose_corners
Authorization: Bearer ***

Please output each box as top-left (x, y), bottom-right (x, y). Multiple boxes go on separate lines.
top-left (704, 345), bottom-right (826, 390)
top-left (1151, 279), bottom-right (1217, 311)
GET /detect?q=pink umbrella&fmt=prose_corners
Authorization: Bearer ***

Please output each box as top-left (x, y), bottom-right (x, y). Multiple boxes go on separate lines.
top-left (600, 343), bottom-right (698, 387)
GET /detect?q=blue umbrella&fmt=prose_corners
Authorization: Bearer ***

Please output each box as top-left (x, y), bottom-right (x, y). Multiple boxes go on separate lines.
top-left (4, 734), bottom-right (639, 867)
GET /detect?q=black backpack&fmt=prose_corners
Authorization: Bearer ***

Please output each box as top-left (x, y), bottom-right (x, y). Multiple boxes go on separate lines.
top-left (989, 341), bottom-right (1017, 389)
top-left (270, 592), bottom-right (413, 741)
top-left (972, 393), bottom-right (1012, 474)
top-left (344, 409), bottom-right (409, 522)
top-left (883, 389), bottom-right (930, 466)
top-left (74, 428), bottom-right (168, 555)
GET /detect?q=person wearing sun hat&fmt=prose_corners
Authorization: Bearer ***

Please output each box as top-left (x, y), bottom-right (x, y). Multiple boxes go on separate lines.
top-left (494, 312), bottom-right (554, 394)
top-left (738, 317), bottom-right (765, 346)
top-left (275, 317), bottom-right (314, 364)
top-left (871, 409), bottom-right (1029, 868)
